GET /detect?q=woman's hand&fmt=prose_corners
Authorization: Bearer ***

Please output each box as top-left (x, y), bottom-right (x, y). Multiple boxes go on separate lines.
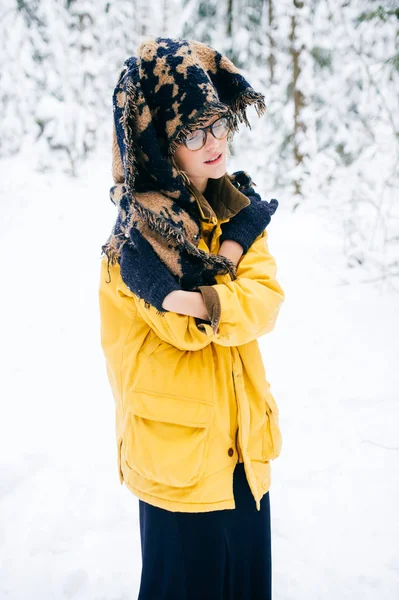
top-left (162, 238), bottom-right (243, 317)
top-left (218, 239), bottom-right (244, 266)
top-left (162, 290), bottom-right (209, 320)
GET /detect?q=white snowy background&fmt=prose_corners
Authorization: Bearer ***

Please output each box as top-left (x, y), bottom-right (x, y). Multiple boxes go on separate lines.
top-left (1, 0), bottom-right (398, 599)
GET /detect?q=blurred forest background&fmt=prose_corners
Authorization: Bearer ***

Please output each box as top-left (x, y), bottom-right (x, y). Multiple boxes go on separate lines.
top-left (1, 0), bottom-right (398, 281)
top-left (1, 5), bottom-right (398, 597)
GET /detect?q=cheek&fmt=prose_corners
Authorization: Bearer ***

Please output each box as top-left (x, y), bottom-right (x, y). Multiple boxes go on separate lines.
top-left (177, 148), bottom-right (205, 173)
top-left (187, 152), bottom-right (203, 172)
top-left (174, 146), bottom-right (196, 172)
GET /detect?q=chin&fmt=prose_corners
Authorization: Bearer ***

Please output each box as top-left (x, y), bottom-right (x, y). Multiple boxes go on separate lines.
top-left (209, 161), bottom-right (227, 179)
top-left (215, 163), bottom-right (227, 177)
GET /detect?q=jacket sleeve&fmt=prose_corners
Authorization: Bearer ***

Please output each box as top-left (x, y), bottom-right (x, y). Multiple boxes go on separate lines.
top-left (116, 229), bottom-right (284, 350)
top-left (116, 268), bottom-right (216, 352)
top-left (195, 229), bottom-right (285, 347)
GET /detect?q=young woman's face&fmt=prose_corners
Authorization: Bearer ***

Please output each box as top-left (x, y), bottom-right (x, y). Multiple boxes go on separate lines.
top-left (173, 114), bottom-right (229, 192)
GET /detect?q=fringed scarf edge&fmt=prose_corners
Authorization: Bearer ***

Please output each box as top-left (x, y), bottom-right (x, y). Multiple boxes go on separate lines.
top-left (101, 86), bottom-right (266, 310)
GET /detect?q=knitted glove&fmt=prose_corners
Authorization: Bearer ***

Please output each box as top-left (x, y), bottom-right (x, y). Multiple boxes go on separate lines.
top-left (220, 170), bottom-right (279, 254)
top-left (119, 228), bottom-right (181, 312)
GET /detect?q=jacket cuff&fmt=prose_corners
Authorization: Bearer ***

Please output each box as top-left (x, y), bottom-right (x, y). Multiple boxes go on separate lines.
top-left (194, 285), bottom-right (221, 335)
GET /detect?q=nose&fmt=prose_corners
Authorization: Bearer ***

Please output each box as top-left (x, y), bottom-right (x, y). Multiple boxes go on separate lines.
top-left (204, 130), bottom-right (219, 152)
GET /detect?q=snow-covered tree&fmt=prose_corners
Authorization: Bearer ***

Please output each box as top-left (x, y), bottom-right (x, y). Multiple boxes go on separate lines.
top-left (1, 0), bottom-right (397, 279)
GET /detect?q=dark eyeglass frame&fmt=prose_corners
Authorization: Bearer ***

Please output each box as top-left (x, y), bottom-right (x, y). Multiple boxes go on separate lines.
top-left (182, 115), bottom-right (232, 151)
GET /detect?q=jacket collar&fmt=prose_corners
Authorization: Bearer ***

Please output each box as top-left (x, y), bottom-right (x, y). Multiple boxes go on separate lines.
top-left (188, 173), bottom-right (251, 224)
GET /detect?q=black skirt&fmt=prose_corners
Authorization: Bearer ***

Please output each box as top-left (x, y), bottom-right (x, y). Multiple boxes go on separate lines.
top-left (137, 462), bottom-right (272, 600)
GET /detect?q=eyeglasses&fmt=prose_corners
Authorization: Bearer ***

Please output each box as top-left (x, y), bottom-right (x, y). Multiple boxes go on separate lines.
top-left (182, 115), bottom-right (232, 151)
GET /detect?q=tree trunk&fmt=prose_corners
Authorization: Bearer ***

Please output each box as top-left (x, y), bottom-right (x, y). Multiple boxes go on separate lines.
top-left (227, 0), bottom-right (233, 37)
top-left (289, 0), bottom-right (306, 196)
top-left (267, 0), bottom-right (276, 83)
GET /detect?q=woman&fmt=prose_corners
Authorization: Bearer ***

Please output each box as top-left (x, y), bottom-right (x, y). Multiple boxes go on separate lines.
top-left (99, 37), bottom-right (285, 600)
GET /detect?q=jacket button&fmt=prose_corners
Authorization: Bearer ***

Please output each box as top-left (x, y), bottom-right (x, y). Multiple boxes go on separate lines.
top-left (228, 447), bottom-right (234, 457)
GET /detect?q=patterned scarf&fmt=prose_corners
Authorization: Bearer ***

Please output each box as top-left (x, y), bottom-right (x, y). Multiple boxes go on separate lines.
top-left (102, 36), bottom-right (266, 291)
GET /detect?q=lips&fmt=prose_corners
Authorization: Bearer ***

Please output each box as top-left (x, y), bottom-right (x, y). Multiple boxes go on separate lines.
top-left (204, 153), bottom-right (222, 164)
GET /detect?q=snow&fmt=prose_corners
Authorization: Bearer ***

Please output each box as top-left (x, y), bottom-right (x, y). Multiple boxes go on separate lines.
top-left (0, 147), bottom-right (398, 599)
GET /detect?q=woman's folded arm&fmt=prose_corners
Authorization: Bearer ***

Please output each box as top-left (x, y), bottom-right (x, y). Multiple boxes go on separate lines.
top-left (159, 230), bottom-right (285, 347)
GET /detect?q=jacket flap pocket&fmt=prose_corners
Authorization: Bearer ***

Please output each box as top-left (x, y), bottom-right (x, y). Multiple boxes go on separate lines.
top-left (129, 389), bottom-right (215, 428)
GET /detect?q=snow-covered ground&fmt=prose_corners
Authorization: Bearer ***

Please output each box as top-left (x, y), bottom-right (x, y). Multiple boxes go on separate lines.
top-left (0, 148), bottom-right (398, 599)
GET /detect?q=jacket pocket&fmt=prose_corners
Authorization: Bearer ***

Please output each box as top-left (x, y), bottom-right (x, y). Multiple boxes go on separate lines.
top-left (262, 396), bottom-right (283, 461)
top-left (121, 390), bottom-right (215, 488)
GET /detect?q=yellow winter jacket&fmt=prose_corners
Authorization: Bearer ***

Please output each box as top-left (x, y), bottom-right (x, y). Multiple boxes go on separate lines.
top-left (99, 180), bottom-right (285, 512)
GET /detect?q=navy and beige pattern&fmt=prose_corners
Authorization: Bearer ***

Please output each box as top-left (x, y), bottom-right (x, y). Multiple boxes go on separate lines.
top-left (102, 36), bottom-right (277, 310)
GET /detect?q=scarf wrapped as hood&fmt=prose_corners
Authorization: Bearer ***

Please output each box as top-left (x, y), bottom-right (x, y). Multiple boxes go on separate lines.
top-left (101, 36), bottom-right (267, 291)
